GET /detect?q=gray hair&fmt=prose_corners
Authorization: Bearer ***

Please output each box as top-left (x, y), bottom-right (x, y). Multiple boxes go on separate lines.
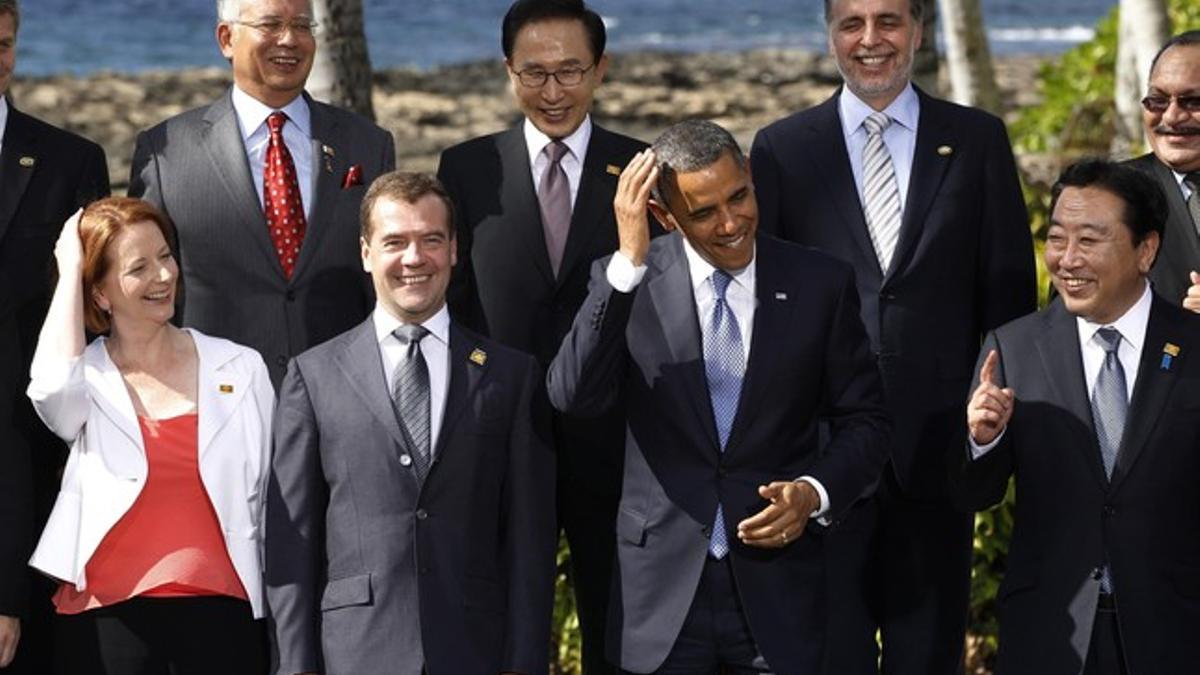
top-left (217, 0), bottom-right (313, 22)
top-left (823, 0), bottom-right (923, 25)
top-left (0, 0), bottom-right (19, 31)
top-left (650, 119), bottom-right (745, 204)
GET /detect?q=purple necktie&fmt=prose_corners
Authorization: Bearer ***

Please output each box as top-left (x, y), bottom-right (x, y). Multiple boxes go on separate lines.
top-left (538, 141), bottom-right (571, 276)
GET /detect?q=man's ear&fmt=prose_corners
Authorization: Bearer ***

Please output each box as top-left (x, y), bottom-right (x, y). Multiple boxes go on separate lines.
top-left (648, 199), bottom-right (676, 233)
top-left (217, 23), bottom-right (235, 60)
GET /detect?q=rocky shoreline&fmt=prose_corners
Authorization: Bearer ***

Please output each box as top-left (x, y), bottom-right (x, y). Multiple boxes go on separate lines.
top-left (8, 49), bottom-right (1047, 192)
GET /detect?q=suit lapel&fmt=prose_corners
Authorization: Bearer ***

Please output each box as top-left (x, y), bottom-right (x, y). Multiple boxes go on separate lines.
top-left (432, 324), bottom-right (490, 462)
top-left (726, 239), bottom-right (792, 454)
top-left (887, 89), bottom-right (954, 285)
top-left (200, 91), bottom-right (283, 277)
top-left (806, 95), bottom-right (882, 281)
top-left (334, 320), bottom-right (411, 453)
top-left (1035, 301), bottom-right (1110, 488)
top-left (86, 341), bottom-right (144, 450)
top-left (292, 95), bottom-right (340, 282)
top-left (558, 127), bottom-right (620, 284)
top-left (498, 127), bottom-right (556, 285)
top-left (0, 105), bottom-right (37, 244)
top-left (647, 235), bottom-right (719, 450)
top-left (1150, 156), bottom-right (1200, 265)
top-left (1110, 298), bottom-right (1185, 491)
top-left (192, 332), bottom-right (251, 461)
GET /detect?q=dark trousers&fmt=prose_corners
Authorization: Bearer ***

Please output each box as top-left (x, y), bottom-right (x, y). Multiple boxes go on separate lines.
top-left (823, 472), bottom-right (974, 675)
top-left (628, 557), bottom-right (772, 675)
top-left (54, 596), bottom-right (266, 675)
top-left (3, 573), bottom-right (56, 675)
top-left (1083, 597), bottom-right (1129, 675)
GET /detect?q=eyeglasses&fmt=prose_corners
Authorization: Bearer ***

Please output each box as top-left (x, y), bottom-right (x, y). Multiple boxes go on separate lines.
top-left (1140, 94), bottom-right (1200, 114)
top-left (512, 64), bottom-right (596, 88)
top-left (232, 18), bottom-right (318, 38)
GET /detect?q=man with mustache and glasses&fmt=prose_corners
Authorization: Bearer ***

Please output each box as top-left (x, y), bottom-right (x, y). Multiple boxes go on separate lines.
top-left (1128, 32), bottom-right (1200, 311)
top-left (129, 0), bottom-right (395, 389)
top-left (749, 0), bottom-right (1037, 673)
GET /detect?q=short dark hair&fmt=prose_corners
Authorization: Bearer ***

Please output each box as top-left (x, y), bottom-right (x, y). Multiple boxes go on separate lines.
top-left (650, 119), bottom-right (746, 205)
top-left (824, 0), bottom-right (924, 25)
top-left (360, 171), bottom-right (457, 241)
top-left (1149, 30), bottom-right (1200, 76)
top-left (1050, 158), bottom-right (1167, 246)
top-left (501, 0), bottom-right (606, 62)
top-left (0, 0), bottom-right (19, 31)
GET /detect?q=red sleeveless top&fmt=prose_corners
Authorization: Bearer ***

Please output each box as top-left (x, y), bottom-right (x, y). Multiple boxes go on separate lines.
top-left (54, 413), bottom-right (247, 614)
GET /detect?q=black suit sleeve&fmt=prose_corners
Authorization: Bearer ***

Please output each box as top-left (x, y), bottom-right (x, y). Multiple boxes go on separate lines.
top-left (749, 129), bottom-right (784, 238)
top-left (500, 357), bottom-right (557, 673)
top-left (807, 266), bottom-right (892, 521)
top-left (977, 117), bottom-right (1037, 331)
top-left (951, 331), bottom-right (1014, 512)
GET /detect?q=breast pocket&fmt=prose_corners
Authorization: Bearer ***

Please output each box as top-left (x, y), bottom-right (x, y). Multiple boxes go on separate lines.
top-left (320, 573), bottom-right (373, 611)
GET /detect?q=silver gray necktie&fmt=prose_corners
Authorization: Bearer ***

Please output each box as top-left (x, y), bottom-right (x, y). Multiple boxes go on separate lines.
top-left (1090, 327), bottom-right (1127, 480)
top-left (392, 324), bottom-right (432, 481)
top-left (1185, 172), bottom-right (1200, 238)
top-left (862, 112), bottom-right (902, 274)
top-left (538, 140), bottom-right (571, 277)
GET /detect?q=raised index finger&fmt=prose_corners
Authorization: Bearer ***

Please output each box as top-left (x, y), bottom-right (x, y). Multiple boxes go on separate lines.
top-left (979, 349), bottom-right (999, 386)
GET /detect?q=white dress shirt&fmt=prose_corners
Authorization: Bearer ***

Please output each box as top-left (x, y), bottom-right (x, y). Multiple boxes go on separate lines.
top-left (0, 96), bottom-right (9, 157)
top-left (1171, 168), bottom-right (1192, 201)
top-left (971, 282), bottom-right (1151, 458)
top-left (606, 242), bottom-right (832, 518)
top-left (372, 303), bottom-right (451, 455)
top-left (231, 85), bottom-right (314, 218)
top-left (525, 115), bottom-right (592, 209)
top-left (839, 83), bottom-right (920, 213)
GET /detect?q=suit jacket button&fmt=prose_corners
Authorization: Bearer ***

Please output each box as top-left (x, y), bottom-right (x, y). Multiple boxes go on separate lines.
top-left (285, 290), bottom-right (296, 301)
top-left (399, 454), bottom-right (412, 467)
top-left (416, 509), bottom-right (429, 520)
top-left (701, 525), bottom-right (712, 538)
top-left (275, 355), bottom-right (287, 367)
top-left (1103, 505), bottom-right (1116, 517)
top-left (1092, 567), bottom-right (1104, 581)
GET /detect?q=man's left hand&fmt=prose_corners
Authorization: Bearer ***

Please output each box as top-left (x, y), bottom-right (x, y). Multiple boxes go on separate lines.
top-left (736, 481), bottom-right (821, 548)
top-left (1183, 271), bottom-right (1200, 314)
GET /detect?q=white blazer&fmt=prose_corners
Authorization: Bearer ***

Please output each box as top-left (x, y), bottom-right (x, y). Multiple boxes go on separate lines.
top-left (27, 329), bottom-right (274, 618)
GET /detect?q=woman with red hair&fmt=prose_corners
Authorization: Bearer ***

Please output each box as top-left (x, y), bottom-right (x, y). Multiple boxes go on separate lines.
top-left (26, 198), bottom-right (272, 674)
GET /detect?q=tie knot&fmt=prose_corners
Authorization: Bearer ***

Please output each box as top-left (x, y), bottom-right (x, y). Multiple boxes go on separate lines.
top-left (711, 269), bottom-right (734, 301)
top-left (863, 112), bottom-right (892, 136)
top-left (1095, 327), bottom-right (1122, 354)
top-left (267, 111), bottom-right (288, 135)
top-left (393, 323), bottom-right (430, 346)
top-left (544, 140), bottom-right (568, 164)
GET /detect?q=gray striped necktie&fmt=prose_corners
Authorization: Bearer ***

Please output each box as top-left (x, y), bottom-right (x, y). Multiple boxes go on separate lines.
top-left (392, 324), bottom-right (432, 480)
top-left (1185, 172), bottom-right (1200, 237)
top-left (862, 112), bottom-right (902, 274)
top-left (1090, 327), bottom-right (1127, 480)
top-left (538, 140), bottom-right (571, 277)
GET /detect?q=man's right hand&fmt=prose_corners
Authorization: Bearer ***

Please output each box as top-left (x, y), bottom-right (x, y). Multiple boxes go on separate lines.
top-left (967, 349), bottom-right (1014, 446)
top-left (0, 615), bottom-right (20, 668)
top-left (1183, 271), bottom-right (1200, 314)
top-left (614, 149), bottom-right (658, 267)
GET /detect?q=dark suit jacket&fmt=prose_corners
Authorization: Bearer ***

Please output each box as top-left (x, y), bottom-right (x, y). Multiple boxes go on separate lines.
top-left (954, 295), bottom-right (1200, 675)
top-left (266, 319), bottom-right (556, 675)
top-left (1129, 153), bottom-right (1196, 306)
top-left (0, 103), bottom-right (108, 619)
top-left (547, 233), bottom-right (890, 673)
top-left (129, 89), bottom-right (395, 387)
top-left (751, 87), bottom-right (1036, 496)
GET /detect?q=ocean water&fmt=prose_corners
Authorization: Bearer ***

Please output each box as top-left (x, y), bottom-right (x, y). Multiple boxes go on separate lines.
top-left (16, 0), bottom-right (1116, 76)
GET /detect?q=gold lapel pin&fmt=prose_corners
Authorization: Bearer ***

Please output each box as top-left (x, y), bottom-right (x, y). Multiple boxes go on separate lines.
top-left (469, 348), bottom-right (488, 366)
top-left (1161, 342), bottom-right (1181, 370)
top-left (19, 156), bottom-right (36, 168)
top-left (219, 384), bottom-right (235, 393)
top-left (322, 144), bottom-right (335, 173)
top-left (937, 145), bottom-right (953, 157)
top-left (606, 164), bottom-right (622, 176)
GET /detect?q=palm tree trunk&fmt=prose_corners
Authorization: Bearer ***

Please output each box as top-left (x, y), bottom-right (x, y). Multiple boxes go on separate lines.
top-left (938, 0), bottom-right (1001, 115)
top-left (1112, 0), bottom-right (1169, 156)
top-left (309, 0), bottom-right (376, 120)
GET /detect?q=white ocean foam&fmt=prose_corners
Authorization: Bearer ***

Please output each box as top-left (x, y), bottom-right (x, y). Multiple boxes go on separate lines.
top-left (989, 25), bottom-right (1095, 44)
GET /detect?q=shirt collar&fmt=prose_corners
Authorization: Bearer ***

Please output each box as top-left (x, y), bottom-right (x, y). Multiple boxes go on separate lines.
top-left (839, 82), bottom-right (919, 136)
top-left (0, 96), bottom-right (9, 144)
top-left (680, 234), bottom-right (756, 297)
top-left (231, 84), bottom-right (312, 141)
top-left (1075, 280), bottom-right (1152, 353)
top-left (524, 114), bottom-right (592, 166)
top-left (372, 303), bottom-right (451, 347)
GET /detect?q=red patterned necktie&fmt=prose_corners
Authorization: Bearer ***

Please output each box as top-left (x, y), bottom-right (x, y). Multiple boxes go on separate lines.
top-left (264, 111), bottom-right (307, 279)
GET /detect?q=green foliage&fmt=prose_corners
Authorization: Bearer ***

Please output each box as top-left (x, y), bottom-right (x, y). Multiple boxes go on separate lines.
top-left (551, 535), bottom-right (582, 675)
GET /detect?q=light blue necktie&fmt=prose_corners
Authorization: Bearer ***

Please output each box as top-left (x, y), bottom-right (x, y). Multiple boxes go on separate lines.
top-left (1090, 326), bottom-right (1126, 593)
top-left (703, 270), bottom-right (745, 558)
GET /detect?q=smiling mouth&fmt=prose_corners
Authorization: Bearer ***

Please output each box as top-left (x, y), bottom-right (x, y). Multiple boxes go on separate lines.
top-left (717, 234), bottom-right (747, 249)
top-left (396, 274), bottom-right (432, 286)
top-left (540, 107), bottom-right (570, 121)
top-left (269, 56), bottom-right (301, 67)
top-left (144, 290), bottom-right (172, 301)
top-left (855, 54), bottom-right (893, 67)
top-left (1058, 276), bottom-right (1093, 291)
